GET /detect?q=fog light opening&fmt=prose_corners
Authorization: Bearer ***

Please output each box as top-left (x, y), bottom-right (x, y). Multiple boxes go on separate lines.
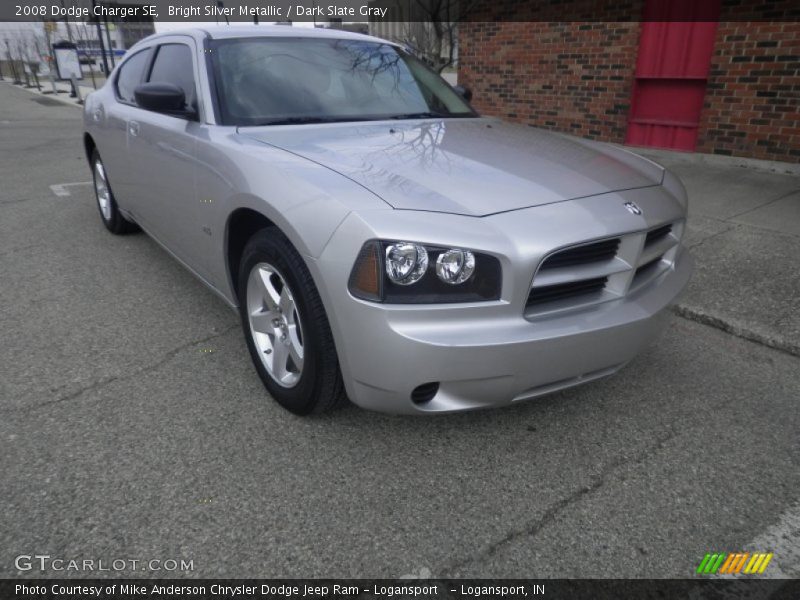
top-left (411, 382), bottom-right (440, 405)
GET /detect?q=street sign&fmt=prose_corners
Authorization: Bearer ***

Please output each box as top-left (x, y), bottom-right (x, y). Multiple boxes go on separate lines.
top-left (52, 42), bottom-right (83, 81)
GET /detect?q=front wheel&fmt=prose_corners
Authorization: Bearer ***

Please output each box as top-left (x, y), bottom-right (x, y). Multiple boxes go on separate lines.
top-left (238, 228), bottom-right (345, 414)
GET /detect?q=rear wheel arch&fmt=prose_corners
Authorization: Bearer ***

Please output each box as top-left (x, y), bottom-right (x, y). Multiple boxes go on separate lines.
top-left (83, 133), bottom-right (96, 166)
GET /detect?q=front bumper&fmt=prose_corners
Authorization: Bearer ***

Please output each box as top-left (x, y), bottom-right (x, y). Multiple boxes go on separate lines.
top-left (310, 186), bottom-right (692, 414)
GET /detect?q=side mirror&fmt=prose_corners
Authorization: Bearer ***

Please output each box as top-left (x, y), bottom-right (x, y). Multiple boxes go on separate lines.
top-left (134, 82), bottom-right (195, 119)
top-left (453, 84), bottom-right (473, 103)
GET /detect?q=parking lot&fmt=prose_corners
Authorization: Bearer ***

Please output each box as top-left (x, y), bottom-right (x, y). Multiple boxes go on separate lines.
top-left (1, 81), bottom-right (798, 579)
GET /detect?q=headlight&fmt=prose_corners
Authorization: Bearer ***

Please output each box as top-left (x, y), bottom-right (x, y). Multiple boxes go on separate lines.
top-left (348, 240), bottom-right (501, 304)
top-left (385, 242), bottom-right (428, 285)
top-left (436, 249), bottom-right (475, 284)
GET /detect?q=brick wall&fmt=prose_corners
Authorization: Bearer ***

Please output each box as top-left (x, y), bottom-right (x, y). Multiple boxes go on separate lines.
top-left (459, 21), bottom-right (641, 143)
top-left (696, 9), bottom-right (800, 160)
top-left (458, 2), bottom-right (799, 162)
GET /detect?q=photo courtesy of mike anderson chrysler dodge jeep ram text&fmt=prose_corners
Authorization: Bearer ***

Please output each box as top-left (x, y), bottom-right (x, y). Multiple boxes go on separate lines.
top-left (83, 26), bottom-right (692, 415)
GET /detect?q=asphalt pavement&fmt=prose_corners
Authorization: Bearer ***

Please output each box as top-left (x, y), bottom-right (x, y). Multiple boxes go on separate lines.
top-left (1, 81), bottom-right (798, 579)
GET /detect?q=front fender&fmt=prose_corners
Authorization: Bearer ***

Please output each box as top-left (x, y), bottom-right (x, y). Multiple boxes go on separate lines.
top-left (199, 128), bottom-right (390, 301)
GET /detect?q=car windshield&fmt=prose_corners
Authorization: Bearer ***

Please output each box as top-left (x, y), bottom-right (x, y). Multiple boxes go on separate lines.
top-left (210, 37), bottom-right (477, 126)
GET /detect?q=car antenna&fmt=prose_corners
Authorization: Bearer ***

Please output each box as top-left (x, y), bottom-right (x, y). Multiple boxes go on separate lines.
top-left (217, 0), bottom-right (230, 25)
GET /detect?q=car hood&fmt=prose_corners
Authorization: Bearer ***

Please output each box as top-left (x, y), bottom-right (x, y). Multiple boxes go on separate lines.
top-left (240, 118), bottom-right (664, 217)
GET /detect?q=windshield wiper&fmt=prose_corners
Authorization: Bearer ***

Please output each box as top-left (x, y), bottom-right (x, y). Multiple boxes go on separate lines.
top-left (388, 112), bottom-right (450, 120)
top-left (249, 116), bottom-right (372, 126)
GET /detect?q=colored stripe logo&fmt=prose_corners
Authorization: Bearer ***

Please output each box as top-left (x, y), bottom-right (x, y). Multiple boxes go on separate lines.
top-left (696, 552), bottom-right (773, 575)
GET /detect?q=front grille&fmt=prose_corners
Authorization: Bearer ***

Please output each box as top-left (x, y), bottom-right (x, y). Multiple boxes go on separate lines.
top-left (527, 276), bottom-right (608, 307)
top-left (525, 221), bottom-right (681, 318)
top-left (539, 238), bottom-right (620, 270)
top-left (645, 224), bottom-right (672, 247)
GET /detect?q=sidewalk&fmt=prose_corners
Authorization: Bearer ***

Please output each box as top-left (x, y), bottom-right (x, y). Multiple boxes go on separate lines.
top-left (3, 76), bottom-right (102, 107)
top-left (640, 147), bottom-right (800, 356)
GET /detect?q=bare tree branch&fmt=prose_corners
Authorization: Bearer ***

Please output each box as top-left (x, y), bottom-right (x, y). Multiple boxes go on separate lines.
top-left (398, 0), bottom-right (480, 73)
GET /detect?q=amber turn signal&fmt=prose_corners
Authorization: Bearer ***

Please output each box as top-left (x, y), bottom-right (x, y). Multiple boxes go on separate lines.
top-left (348, 240), bottom-right (383, 301)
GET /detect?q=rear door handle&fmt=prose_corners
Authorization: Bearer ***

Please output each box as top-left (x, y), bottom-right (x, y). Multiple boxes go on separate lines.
top-left (128, 121), bottom-right (140, 136)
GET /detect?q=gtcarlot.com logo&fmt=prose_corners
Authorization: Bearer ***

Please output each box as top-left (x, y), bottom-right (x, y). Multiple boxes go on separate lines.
top-left (14, 554), bottom-right (194, 573)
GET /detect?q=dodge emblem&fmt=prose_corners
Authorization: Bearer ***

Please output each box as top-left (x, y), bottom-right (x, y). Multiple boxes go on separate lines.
top-left (624, 201), bottom-right (643, 216)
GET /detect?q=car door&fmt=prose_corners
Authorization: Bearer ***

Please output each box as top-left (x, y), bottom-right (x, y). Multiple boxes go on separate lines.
top-left (99, 46), bottom-right (152, 210)
top-left (125, 37), bottom-right (210, 278)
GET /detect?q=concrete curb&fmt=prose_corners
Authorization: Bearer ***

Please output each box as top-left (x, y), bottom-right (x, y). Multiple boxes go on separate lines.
top-left (635, 146), bottom-right (800, 177)
top-left (672, 304), bottom-right (800, 358)
top-left (1, 80), bottom-right (87, 109)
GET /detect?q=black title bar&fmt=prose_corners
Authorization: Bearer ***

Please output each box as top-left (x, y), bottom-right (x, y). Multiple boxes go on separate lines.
top-left (3, 0), bottom-right (799, 23)
top-left (2, 579), bottom-right (799, 600)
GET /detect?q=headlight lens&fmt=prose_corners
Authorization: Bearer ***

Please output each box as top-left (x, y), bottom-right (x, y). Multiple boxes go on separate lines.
top-left (385, 242), bottom-right (428, 285)
top-left (349, 240), bottom-right (501, 304)
top-left (436, 249), bottom-right (475, 285)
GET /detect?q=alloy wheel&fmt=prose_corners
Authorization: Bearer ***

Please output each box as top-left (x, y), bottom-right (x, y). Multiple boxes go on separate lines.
top-left (93, 159), bottom-right (112, 221)
top-left (246, 262), bottom-right (305, 388)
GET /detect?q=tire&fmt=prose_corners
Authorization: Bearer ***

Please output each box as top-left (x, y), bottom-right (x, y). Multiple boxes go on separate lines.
top-left (238, 227), bottom-right (346, 415)
top-left (91, 150), bottom-right (139, 234)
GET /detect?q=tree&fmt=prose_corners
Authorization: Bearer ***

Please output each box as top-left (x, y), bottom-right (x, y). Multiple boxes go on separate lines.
top-left (399, 0), bottom-right (479, 73)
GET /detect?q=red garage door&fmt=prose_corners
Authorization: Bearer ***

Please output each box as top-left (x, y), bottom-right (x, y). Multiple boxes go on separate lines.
top-left (625, 0), bottom-right (721, 151)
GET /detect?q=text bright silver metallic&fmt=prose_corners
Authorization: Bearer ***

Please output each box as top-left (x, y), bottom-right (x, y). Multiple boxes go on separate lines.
top-left (83, 26), bottom-right (692, 414)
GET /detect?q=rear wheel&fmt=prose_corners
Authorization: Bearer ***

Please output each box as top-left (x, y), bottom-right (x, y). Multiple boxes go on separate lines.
top-left (91, 150), bottom-right (139, 234)
top-left (238, 228), bottom-right (345, 414)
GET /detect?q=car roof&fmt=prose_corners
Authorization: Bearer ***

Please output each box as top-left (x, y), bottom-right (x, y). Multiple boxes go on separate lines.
top-left (140, 25), bottom-right (394, 46)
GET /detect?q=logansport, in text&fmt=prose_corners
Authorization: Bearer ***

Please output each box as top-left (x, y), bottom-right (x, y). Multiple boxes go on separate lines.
top-left (169, 4), bottom-right (389, 19)
top-left (17, 583), bottom-right (545, 597)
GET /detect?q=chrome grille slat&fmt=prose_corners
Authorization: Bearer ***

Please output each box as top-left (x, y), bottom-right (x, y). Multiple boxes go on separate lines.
top-left (532, 257), bottom-right (630, 288)
top-left (526, 277), bottom-right (608, 307)
top-left (639, 234), bottom-right (678, 266)
top-left (539, 238), bottom-right (620, 270)
top-left (635, 256), bottom-right (664, 278)
top-left (645, 224), bottom-right (672, 246)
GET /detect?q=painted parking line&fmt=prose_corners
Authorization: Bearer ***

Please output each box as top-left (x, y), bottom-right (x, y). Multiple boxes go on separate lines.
top-left (744, 500), bottom-right (800, 579)
top-left (710, 500), bottom-right (800, 581)
top-left (50, 182), bottom-right (92, 197)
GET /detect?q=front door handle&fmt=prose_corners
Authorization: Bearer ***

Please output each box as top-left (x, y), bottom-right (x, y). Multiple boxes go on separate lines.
top-left (128, 121), bottom-right (140, 136)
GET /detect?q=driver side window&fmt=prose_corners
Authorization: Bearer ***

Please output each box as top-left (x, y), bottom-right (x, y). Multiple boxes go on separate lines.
top-left (115, 48), bottom-right (151, 104)
top-left (147, 43), bottom-right (197, 112)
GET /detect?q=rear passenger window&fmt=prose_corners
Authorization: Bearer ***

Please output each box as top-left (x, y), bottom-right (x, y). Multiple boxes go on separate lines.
top-left (147, 44), bottom-right (197, 110)
top-left (115, 49), bottom-right (151, 104)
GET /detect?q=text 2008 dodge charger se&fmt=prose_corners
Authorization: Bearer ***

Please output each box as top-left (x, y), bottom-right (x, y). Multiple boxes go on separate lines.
top-left (83, 26), bottom-right (692, 415)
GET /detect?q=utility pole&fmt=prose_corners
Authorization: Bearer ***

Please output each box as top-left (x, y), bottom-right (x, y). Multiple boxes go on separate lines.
top-left (91, 0), bottom-right (110, 76)
top-left (102, 13), bottom-right (114, 69)
top-left (59, 0), bottom-right (74, 43)
top-left (15, 40), bottom-right (31, 87)
top-left (5, 40), bottom-right (20, 84)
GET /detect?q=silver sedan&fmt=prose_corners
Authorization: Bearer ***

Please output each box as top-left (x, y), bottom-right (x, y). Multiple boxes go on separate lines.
top-left (83, 26), bottom-right (692, 414)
